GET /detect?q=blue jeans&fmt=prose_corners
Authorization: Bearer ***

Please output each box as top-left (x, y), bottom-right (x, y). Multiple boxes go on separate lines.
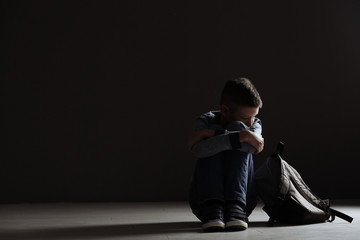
top-left (188, 121), bottom-right (257, 221)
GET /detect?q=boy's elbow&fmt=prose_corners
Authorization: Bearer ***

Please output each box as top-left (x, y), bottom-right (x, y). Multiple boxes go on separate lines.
top-left (190, 144), bottom-right (202, 158)
top-left (190, 143), bottom-right (209, 159)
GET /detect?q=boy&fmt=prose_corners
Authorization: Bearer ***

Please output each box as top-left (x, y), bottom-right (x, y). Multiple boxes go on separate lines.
top-left (188, 77), bottom-right (264, 232)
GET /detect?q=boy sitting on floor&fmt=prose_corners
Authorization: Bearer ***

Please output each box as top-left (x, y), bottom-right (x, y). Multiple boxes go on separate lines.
top-left (188, 77), bottom-right (264, 232)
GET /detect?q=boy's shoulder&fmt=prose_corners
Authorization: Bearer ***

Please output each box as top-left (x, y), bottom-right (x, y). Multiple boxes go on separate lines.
top-left (196, 110), bottom-right (221, 123)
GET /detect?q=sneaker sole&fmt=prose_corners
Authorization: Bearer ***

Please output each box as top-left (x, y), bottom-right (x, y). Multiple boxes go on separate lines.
top-left (202, 221), bottom-right (225, 232)
top-left (225, 220), bottom-right (248, 231)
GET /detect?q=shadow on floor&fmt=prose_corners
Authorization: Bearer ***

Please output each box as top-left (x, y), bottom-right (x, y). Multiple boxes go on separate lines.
top-left (249, 221), bottom-right (328, 228)
top-left (0, 220), bottom-right (328, 239)
top-left (0, 221), bottom-right (203, 239)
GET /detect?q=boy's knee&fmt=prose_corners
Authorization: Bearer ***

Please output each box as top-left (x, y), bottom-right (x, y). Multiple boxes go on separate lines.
top-left (227, 121), bottom-right (248, 131)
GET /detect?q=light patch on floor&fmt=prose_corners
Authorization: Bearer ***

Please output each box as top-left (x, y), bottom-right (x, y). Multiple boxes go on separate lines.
top-left (0, 200), bottom-right (358, 240)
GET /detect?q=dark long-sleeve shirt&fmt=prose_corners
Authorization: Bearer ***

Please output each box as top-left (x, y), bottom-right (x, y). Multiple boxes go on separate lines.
top-left (190, 110), bottom-right (262, 158)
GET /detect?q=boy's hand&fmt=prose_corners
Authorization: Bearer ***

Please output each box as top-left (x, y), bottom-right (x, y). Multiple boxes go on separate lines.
top-left (239, 130), bottom-right (264, 154)
top-left (187, 129), bottom-right (215, 151)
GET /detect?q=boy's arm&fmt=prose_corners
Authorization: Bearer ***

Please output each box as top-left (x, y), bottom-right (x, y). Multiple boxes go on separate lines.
top-left (239, 118), bottom-right (263, 153)
top-left (189, 118), bottom-right (262, 159)
top-left (249, 117), bottom-right (262, 136)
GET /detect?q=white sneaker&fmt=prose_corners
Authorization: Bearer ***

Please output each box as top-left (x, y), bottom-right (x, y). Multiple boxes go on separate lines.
top-left (202, 219), bottom-right (225, 232)
top-left (225, 219), bottom-right (248, 231)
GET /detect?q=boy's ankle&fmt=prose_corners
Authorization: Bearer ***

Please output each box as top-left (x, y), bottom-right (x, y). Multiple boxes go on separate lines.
top-left (201, 200), bottom-right (225, 231)
top-left (201, 200), bottom-right (224, 221)
top-left (224, 200), bottom-right (249, 230)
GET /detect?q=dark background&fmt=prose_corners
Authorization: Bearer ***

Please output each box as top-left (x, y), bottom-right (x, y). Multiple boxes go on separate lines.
top-left (2, 0), bottom-right (360, 203)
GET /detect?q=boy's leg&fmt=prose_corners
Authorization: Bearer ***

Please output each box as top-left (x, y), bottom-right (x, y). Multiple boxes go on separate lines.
top-left (223, 150), bottom-right (256, 231)
top-left (188, 151), bottom-right (226, 223)
top-left (244, 153), bottom-right (257, 217)
top-left (224, 121), bottom-right (257, 218)
top-left (224, 151), bottom-right (254, 212)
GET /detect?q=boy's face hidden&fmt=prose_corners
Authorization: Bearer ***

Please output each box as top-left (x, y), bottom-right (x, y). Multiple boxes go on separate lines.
top-left (220, 104), bottom-right (259, 128)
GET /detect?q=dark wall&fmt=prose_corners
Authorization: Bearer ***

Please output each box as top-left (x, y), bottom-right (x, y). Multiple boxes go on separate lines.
top-left (2, 0), bottom-right (360, 202)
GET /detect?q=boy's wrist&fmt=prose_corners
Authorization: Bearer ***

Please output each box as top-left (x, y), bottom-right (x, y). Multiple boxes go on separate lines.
top-left (214, 129), bottom-right (226, 136)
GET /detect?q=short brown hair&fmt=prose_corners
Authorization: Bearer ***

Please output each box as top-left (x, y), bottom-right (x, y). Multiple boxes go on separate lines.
top-left (220, 77), bottom-right (263, 111)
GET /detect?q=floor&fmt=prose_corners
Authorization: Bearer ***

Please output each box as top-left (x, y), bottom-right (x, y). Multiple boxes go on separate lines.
top-left (0, 200), bottom-right (358, 240)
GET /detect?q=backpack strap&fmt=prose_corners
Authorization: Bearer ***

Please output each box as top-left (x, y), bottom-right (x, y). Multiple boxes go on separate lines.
top-left (328, 208), bottom-right (353, 223)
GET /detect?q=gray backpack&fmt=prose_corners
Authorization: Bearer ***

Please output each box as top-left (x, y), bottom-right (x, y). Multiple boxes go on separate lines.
top-left (255, 142), bottom-right (353, 225)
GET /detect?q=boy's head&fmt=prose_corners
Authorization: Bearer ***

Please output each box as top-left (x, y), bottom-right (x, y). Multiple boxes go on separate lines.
top-left (219, 77), bottom-right (262, 127)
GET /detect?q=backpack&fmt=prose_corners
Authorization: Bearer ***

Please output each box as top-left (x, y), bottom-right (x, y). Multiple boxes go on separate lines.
top-left (255, 142), bottom-right (353, 225)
